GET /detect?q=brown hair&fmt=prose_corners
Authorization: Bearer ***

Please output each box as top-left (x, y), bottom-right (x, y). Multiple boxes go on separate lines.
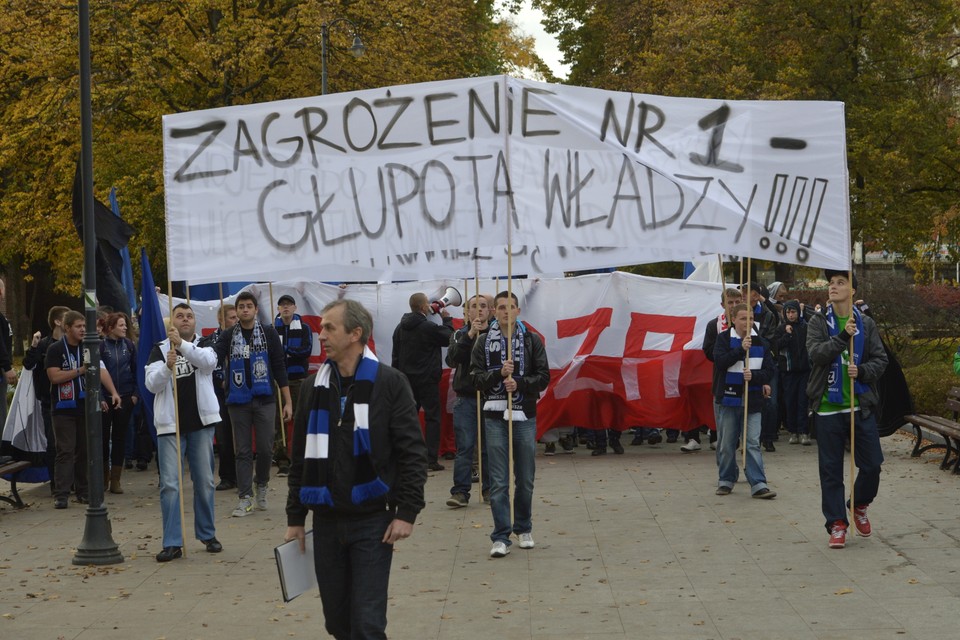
top-left (101, 312), bottom-right (130, 335)
top-left (47, 305), bottom-right (71, 330)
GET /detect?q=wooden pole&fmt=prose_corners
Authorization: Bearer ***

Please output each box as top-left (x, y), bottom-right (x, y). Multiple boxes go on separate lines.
top-left (268, 283), bottom-right (286, 451)
top-left (218, 282), bottom-right (239, 461)
top-left (743, 258), bottom-right (751, 470)
top-left (166, 281), bottom-right (188, 556)
top-left (849, 267), bottom-right (856, 527)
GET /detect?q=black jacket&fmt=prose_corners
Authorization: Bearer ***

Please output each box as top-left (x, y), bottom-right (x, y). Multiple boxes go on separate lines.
top-left (775, 316), bottom-right (810, 373)
top-left (24, 335), bottom-right (55, 406)
top-left (712, 328), bottom-right (775, 413)
top-left (446, 326), bottom-right (480, 396)
top-left (0, 313), bottom-right (11, 373)
top-left (470, 324), bottom-right (550, 418)
top-left (285, 363), bottom-right (427, 526)
top-left (213, 322), bottom-right (289, 395)
top-left (391, 312), bottom-right (453, 381)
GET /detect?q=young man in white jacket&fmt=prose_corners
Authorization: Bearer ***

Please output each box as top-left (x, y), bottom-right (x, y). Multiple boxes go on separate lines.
top-left (145, 303), bottom-right (222, 562)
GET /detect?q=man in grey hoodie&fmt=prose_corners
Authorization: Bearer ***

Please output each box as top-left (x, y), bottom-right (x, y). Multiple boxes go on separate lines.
top-left (806, 270), bottom-right (887, 550)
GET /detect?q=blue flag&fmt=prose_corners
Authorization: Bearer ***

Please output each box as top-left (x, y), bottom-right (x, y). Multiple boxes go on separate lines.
top-left (109, 188), bottom-right (138, 312)
top-left (137, 248), bottom-right (165, 441)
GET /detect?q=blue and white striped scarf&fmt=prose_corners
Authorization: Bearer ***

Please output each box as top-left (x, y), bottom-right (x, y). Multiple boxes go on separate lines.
top-left (722, 329), bottom-right (764, 407)
top-left (483, 319), bottom-right (528, 421)
top-left (299, 346), bottom-right (389, 507)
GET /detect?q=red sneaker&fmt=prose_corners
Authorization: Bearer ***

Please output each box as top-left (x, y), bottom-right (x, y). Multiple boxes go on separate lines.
top-left (853, 505), bottom-right (871, 537)
top-left (829, 521), bottom-right (847, 549)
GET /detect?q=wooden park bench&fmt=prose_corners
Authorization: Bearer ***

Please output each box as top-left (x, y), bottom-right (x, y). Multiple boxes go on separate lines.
top-left (903, 386), bottom-right (960, 475)
top-left (0, 459), bottom-right (33, 508)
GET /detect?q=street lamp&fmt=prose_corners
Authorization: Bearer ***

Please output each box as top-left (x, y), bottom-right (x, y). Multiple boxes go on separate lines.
top-left (75, 0), bottom-right (122, 566)
top-left (321, 17), bottom-right (365, 95)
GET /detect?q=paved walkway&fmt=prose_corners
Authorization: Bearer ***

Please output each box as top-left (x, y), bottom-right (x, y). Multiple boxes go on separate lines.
top-left (2, 430), bottom-right (959, 639)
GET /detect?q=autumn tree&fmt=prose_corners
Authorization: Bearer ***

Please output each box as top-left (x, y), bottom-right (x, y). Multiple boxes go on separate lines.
top-left (0, 0), bottom-right (540, 316)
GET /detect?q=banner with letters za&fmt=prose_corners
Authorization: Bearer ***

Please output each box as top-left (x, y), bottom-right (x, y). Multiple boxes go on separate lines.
top-left (162, 76), bottom-right (849, 284)
top-left (162, 271), bottom-right (723, 441)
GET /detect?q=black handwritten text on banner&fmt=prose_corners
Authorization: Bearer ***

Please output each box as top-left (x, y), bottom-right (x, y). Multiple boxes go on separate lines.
top-left (162, 76), bottom-right (849, 283)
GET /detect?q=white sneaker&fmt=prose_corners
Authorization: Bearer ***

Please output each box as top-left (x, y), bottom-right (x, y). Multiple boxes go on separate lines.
top-left (518, 532), bottom-right (535, 549)
top-left (232, 496), bottom-right (253, 517)
top-left (680, 439), bottom-right (701, 453)
top-left (255, 483), bottom-right (268, 510)
top-left (709, 441), bottom-right (717, 450)
top-left (788, 433), bottom-right (800, 445)
top-left (800, 434), bottom-right (812, 446)
top-left (490, 541), bottom-right (510, 558)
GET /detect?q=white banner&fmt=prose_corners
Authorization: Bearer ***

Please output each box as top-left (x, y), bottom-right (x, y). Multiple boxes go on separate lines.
top-left (159, 272), bottom-right (723, 434)
top-left (163, 76), bottom-right (849, 283)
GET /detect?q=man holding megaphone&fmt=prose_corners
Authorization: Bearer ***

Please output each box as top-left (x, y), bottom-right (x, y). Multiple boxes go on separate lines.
top-left (392, 291), bottom-right (456, 471)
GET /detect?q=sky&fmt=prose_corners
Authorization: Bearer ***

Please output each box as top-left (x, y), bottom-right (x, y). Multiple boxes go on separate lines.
top-left (507, 1), bottom-right (570, 80)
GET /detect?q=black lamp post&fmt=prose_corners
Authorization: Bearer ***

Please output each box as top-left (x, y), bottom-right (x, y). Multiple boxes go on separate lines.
top-left (321, 17), bottom-right (365, 95)
top-left (73, 0), bottom-right (123, 566)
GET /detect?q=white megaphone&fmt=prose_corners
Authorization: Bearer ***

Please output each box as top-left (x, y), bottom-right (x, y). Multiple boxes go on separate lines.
top-left (430, 286), bottom-right (462, 314)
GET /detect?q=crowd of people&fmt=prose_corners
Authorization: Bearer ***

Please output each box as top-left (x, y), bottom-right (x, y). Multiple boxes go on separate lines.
top-left (3, 271), bottom-right (891, 639)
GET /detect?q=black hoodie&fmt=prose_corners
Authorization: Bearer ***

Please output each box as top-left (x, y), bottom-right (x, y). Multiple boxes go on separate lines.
top-left (391, 312), bottom-right (453, 381)
top-left (775, 300), bottom-right (810, 373)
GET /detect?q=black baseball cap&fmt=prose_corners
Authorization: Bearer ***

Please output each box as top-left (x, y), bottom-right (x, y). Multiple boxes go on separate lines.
top-left (740, 282), bottom-right (770, 300)
top-left (277, 294), bottom-right (296, 306)
top-left (823, 270), bottom-right (858, 290)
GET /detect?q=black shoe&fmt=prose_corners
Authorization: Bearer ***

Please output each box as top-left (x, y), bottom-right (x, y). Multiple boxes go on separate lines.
top-left (559, 436), bottom-right (575, 453)
top-left (156, 547), bottom-right (183, 562)
top-left (763, 441), bottom-right (776, 452)
top-left (428, 461), bottom-right (445, 472)
top-left (124, 459), bottom-right (133, 470)
top-left (591, 447), bottom-right (607, 456)
top-left (216, 480), bottom-right (237, 491)
top-left (647, 433), bottom-right (663, 445)
top-left (442, 452), bottom-right (456, 461)
top-left (202, 538), bottom-right (223, 553)
top-left (136, 460), bottom-right (148, 471)
top-left (54, 497), bottom-right (68, 509)
top-left (471, 469), bottom-right (480, 483)
top-left (74, 494), bottom-right (89, 505)
top-left (610, 440), bottom-right (625, 455)
top-left (666, 434), bottom-right (678, 444)
top-left (630, 435), bottom-right (644, 446)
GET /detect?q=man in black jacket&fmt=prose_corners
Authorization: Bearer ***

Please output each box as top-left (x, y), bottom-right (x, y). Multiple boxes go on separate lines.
top-left (214, 292), bottom-right (291, 517)
top-left (471, 291), bottom-right (550, 558)
top-left (445, 294), bottom-right (491, 508)
top-left (285, 298), bottom-right (426, 640)
top-left (391, 292), bottom-right (453, 471)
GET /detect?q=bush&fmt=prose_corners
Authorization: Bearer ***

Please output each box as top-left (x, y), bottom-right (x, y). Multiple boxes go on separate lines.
top-left (902, 361), bottom-right (956, 416)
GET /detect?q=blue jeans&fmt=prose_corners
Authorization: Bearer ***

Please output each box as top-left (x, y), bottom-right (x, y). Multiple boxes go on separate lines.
top-left (715, 403), bottom-right (768, 494)
top-left (485, 414), bottom-right (536, 545)
top-left (451, 396), bottom-right (489, 499)
top-left (313, 510), bottom-right (395, 640)
top-left (815, 411), bottom-right (884, 532)
top-left (157, 427), bottom-right (216, 548)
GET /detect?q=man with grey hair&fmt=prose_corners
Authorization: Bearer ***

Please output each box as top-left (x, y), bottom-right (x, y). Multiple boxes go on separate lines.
top-left (285, 298), bottom-right (427, 640)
